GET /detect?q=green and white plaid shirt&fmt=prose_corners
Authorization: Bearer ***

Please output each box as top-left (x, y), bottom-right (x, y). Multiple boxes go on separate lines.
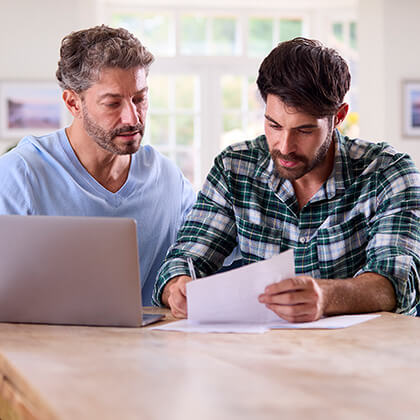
top-left (153, 131), bottom-right (420, 314)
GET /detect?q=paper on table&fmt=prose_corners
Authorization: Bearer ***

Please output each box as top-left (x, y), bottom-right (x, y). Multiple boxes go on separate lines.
top-left (151, 314), bottom-right (381, 333)
top-left (268, 314), bottom-right (381, 329)
top-left (187, 249), bottom-right (294, 324)
top-left (151, 319), bottom-right (269, 334)
top-left (152, 249), bottom-right (381, 333)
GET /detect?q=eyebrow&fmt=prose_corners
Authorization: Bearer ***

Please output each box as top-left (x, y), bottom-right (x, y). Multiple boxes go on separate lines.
top-left (264, 114), bottom-right (319, 129)
top-left (98, 87), bottom-right (148, 101)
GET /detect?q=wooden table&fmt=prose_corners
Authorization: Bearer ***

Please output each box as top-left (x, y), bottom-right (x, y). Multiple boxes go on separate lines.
top-left (0, 310), bottom-right (420, 420)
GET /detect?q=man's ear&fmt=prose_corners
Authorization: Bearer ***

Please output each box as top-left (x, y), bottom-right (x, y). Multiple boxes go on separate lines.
top-left (62, 89), bottom-right (83, 119)
top-left (334, 103), bottom-right (349, 128)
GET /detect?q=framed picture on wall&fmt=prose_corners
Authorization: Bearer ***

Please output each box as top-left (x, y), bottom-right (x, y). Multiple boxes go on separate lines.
top-left (0, 81), bottom-right (68, 138)
top-left (402, 80), bottom-right (420, 137)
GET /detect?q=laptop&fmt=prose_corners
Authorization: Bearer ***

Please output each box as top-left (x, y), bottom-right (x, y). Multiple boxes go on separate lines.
top-left (0, 215), bottom-right (163, 327)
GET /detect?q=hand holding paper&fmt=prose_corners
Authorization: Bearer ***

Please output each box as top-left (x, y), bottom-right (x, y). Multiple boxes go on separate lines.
top-left (155, 250), bottom-right (381, 333)
top-left (187, 249), bottom-right (295, 324)
top-left (258, 275), bottom-right (325, 323)
top-left (153, 249), bottom-right (380, 333)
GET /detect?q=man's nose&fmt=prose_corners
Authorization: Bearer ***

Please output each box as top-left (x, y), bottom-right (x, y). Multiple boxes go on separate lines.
top-left (120, 102), bottom-right (140, 126)
top-left (278, 131), bottom-right (296, 156)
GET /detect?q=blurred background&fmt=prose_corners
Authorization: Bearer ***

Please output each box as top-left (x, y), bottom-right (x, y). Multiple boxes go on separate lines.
top-left (0, 0), bottom-right (419, 189)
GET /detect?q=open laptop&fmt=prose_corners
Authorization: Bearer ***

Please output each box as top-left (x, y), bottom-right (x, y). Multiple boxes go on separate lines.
top-left (0, 215), bottom-right (163, 327)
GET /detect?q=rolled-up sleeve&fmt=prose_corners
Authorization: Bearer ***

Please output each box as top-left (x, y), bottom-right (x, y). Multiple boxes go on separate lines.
top-left (356, 157), bottom-right (420, 314)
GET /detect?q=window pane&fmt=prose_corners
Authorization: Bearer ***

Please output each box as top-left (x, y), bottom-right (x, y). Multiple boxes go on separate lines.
top-left (111, 13), bottom-right (173, 56)
top-left (211, 17), bottom-right (237, 55)
top-left (350, 21), bottom-right (357, 49)
top-left (248, 76), bottom-right (263, 111)
top-left (278, 19), bottom-right (302, 42)
top-left (148, 114), bottom-right (170, 145)
top-left (223, 112), bottom-right (242, 133)
top-left (248, 18), bottom-right (273, 57)
top-left (175, 76), bottom-right (196, 109)
top-left (332, 22), bottom-right (344, 42)
top-left (340, 111), bottom-right (359, 138)
top-left (148, 76), bottom-right (169, 110)
top-left (176, 115), bottom-right (195, 146)
top-left (221, 112), bottom-right (242, 150)
top-left (180, 15), bottom-right (206, 55)
top-left (221, 75), bottom-right (242, 110)
top-left (176, 151), bottom-right (195, 183)
top-left (349, 60), bottom-right (358, 87)
top-left (246, 112), bottom-right (264, 138)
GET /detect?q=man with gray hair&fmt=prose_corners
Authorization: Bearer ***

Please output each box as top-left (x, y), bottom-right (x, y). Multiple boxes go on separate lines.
top-left (0, 25), bottom-right (196, 305)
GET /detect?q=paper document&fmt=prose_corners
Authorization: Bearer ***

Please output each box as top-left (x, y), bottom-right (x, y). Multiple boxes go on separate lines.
top-left (187, 249), bottom-right (295, 324)
top-left (151, 314), bottom-right (380, 333)
top-left (152, 319), bottom-right (269, 333)
top-left (152, 249), bottom-right (381, 333)
top-left (268, 314), bottom-right (380, 329)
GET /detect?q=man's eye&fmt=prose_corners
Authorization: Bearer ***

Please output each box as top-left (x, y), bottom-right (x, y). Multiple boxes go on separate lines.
top-left (134, 97), bottom-right (147, 105)
top-left (298, 129), bottom-right (313, 134)
top-left (105, 103), bottom-right (119, 108)
top-left (269, 124), bottom-right (281, 129)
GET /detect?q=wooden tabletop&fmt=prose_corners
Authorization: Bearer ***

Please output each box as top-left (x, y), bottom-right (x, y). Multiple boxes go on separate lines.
top-left (1, 310), bottom-right (420, 420)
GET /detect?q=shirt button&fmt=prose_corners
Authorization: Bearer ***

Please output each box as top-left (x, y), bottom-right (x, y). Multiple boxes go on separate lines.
top-left (299, 237), bottom-right (307, 244)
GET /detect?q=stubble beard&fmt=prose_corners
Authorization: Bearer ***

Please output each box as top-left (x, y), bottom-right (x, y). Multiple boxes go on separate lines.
top-left (82, 106), bottom-right (145, 155)
top-left (271, 129), bottom-right (334, 181)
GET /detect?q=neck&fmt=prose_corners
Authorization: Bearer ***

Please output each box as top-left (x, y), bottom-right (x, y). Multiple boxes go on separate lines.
top-left (65, 123), bottom-right (132, 193)
top-left (292, 140), bottom-right (335, 209)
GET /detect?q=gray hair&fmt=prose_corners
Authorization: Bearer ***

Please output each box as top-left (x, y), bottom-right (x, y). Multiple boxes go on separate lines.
top-left (56, 25), bottom-right (154, 93)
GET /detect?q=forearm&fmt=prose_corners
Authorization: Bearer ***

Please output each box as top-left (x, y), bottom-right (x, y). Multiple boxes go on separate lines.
top-left (319, 272), bottom-right (396, 316)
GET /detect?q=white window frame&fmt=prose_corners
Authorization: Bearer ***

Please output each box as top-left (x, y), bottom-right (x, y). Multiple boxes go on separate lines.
top-left (99, 0), bottom-right (358, 188)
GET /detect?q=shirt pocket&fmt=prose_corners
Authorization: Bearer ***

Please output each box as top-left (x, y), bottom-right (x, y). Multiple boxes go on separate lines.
top-left (316, 214), bottom-right (368, 279)
top-left (236, 217), bottom-right (288, 262)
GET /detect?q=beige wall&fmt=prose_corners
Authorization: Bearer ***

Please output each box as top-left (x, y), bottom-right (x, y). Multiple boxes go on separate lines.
top-left (359, 0), bottom-right (420, 167)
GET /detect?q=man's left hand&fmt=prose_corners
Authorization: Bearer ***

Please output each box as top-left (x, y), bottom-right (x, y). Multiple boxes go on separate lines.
top-left (258, 276), bottom-right (326, 323)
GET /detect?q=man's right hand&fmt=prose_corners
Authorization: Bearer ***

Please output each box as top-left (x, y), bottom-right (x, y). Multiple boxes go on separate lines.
top-left (162, 275), bottom-right (192, 318)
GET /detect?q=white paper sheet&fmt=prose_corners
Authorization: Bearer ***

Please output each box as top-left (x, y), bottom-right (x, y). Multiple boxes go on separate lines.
top-left (151, 314), bottom-right (380, 333)
top-left (152, 250), bottom-right (381, 333)
top-left (151, 319), bottom-right (269, 333)
top-left (268, 314), bottom-right (381, 329)
top-left (186, 249), bottom-right (295, 324)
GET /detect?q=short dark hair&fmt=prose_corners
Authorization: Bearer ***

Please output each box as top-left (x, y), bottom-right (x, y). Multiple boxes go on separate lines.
top-left (56, 25), bottom-right (154, 93)
top-left (256, 37), bottom-right (351, 118)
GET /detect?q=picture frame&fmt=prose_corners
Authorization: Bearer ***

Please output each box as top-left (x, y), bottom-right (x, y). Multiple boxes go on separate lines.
top-left (402, 80), bottom-right (420, 137)
top-left (0, 81), bottom-right (68, 138)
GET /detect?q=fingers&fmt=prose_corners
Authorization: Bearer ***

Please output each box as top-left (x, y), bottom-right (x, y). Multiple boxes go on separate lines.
top-left (167, 276), bottom-right (191, 319)
top-left (263, 276), bottom-right (313, 296)
top-left (259, 287), bottom-right (318, 306)
top-left (258, 276), bottom-right (325, 322)
top-left (265, 302), bottom-right (322, 323)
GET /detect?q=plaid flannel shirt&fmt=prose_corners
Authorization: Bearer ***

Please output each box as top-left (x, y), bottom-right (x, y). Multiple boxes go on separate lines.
top-left (153, 131), bottom-right (420, 314)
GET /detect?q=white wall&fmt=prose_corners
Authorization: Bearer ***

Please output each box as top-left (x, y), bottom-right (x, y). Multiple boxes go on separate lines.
top-left (359, 0), bottom-right (420, 167)
top-left (0, 0), bottom-right (98, 152)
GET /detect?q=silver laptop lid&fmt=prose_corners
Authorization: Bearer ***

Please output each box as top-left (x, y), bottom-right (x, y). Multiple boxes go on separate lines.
top-left (0, 215), bottom-right (143, 327)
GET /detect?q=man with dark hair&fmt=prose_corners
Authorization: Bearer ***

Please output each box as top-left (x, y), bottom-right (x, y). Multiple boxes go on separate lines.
top-left (153, 38), bottom-right (420, 322)
top-left (0, 25), bottom-right (196, 305)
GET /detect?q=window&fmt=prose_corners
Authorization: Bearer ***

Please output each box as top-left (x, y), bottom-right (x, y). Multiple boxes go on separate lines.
top-left (147, 74), bottom-right (200, 184)
top-left (102, 2), bottom-right (358, 189)
top-left (220, 75), bottom-right (264, 150)
top-left (328, 17), bottom-right (359, 138)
